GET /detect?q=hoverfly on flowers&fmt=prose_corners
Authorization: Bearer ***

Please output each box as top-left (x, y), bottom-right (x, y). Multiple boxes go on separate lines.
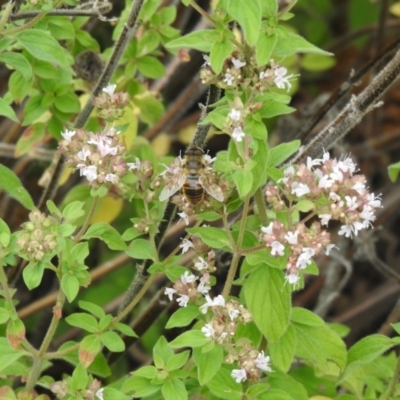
top-left (159, 146), bottom-right (224, 205)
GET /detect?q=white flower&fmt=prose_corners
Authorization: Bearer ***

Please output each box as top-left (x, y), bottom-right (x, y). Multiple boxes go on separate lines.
top-left (231, 368), bottom-right (247, 383)
top-left (88, 136), bottom-right (117, 158)
top-left (325, 243), bottom-right (338, 256)
top-left (367, 193), bottom-right (382, 208)
top-left (259, 70), bottom-right (269, 79)
top-left (285, 273), bottom-right (300, 286)
top-left (270, 241), bottom-right (285, 257)
top-left (291, 182), bottom-right (310, 197)
top-left (352, 221), bottom-right (365, 236)
top-left (201, 323), bottom-right (215, 338)
top-left (228, 108), bottom-right (241, 121)
top-left (338, 156), bottom-right (357, 174)
top-left (318, 174), bottom-right (334, 189)
top-left (105, 173), bottom-right (117, 183)
top-left (77, 148), bottom-right (91, 161)
top-left (180, 238), bottom-right (194, 254)
top-left (194, 256), bottom-right (208, 271)
top-left (284, 231), bottom-right (298, 245)
top-left (95, 388), bottom-right (104, 400)
top-left (79, 165), bottom-right (98, 182)
top-left (213, 295), bottom-right (226, 307)
top-left (127, 157), bottom-right (141, 170)
top-left (352, 181), bottom-right (366, 195)
top-left (274, 66), bottom-right (295, 92)
top-left (306, 156), bottom-right (321, 170)
top-left (204, 154), bottom-right (216, 165)
top-left (330, 166), bottom-right (344, 182)
top-left (255, 351), bottom-right (272, 372)
top-left (102, 83), bottom-right (116, 96)
top-left (181, 271), bottom-right (197, 285)
top-left (176, 294), bottom-right (190, 307)
top-left (329, 191), bottom-right (341, 202)
top-left (200, 295), bottom-right (214, 314)
top-left (228, 309), bottom-right (240, 321)
top-left (345, 196), bottom-right (359, 211)
top-left (202, 54), bottom-right (211, 66)
top-left (296, 247), bottom-right (315, 269)
top-left (223, 73), bottom-right (234, 86)
top-left (178, 211), bottom-right (189, 225)
top-left (232, 126), bottom-right (245, 142)
top-left (261, 222), bottom-right (274, 235)
top-left (338, 224), bottom-right (353, 238)
top-left (164, 287), bottom-right (176, 301)
top-left (359, 205), bottom-right (376, 225)
top-left (61, 129), bottom-right (76, 142)
top-left (197, 280), bottom-right (211, 294)
top-left (319, 214), bottom-right (332, 226)
top-left (232, 57), bottom-right (246, 69)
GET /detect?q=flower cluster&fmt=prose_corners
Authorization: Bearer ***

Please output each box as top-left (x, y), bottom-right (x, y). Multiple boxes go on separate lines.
top-left (227, 107), bottom-right (247, 142)
top-left (164, 271), bottom-right (212, 307)
top-left (92, 84), bottom-right (129, 122)
top-left (228, 344), bottom-right (272, 383)
top-left (16, 209), bottom-right (58, 262)
top-left (59, 127), bottom-right (129, 191)
top-left (200, 53), bottom-right (296, 94)
top-left (50, 378), bottom-right (103, 400)
top-left (200, 296), bottom-right (252, 344)
top-left (263, 151), bottom-right (382, 285)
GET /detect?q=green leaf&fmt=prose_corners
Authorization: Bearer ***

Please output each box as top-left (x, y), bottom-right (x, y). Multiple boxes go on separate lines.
top-left (69, 242), bottom-right (89, 263)
top-left (161, 378), bottom-right (187, 400)
top-left (9, 70), bottom-right (32, 102)
top-left (340, 334), bottom-right (397, 382)
top-left (0, 97), bottom-right (19, 123)
top-left (166, 30), bottom-right (217, 52)
top-left (207, 366), bottom-right (242, 400)
top-left (79, 334), bottom-right (102, 368)
top-left (273, 33), bottom-right (333, 57)
top-left (268, 371), bottom-right (309, 399)
top-left (268, 325), bottom-right (296, 372)
top-left (113, 322), bottom-right (137, 337)
top-left (259, 102), bottom-right (295, 118)
top-left (103, 388), bottom-right (130, 400)
top-left (268, 140), bottom-right (300, 167)
top-left (137, 29), bottom-right (161, 56)
top-left (233, 168), bottom-right (253, 198)
top-left (292, 307), bottom-right (347, 374)
top-left (166, 305), bottom-right (200, 329)
top-left (388, 161), bottom-right (400, 182)
top-left (71, 363), bottom-right (88, 391)
top-left (295, 200), bottom-right (315, 212)
top-left (61, 274), bottom-right (80, 303)
top-left (210, 39), bottom-right (233, 74)
top-left (256, 32), bottom-right (277, 66)
top-left (82, 222), bottom-right (126, 251)
top-left (166, 350), bottom-right (190, 371)
top-left (100, 331), bottom-right (125, 352)
top-left (301, 54), bottom-right (336, 72)
top-left (62, 201), bottom-right (85, 222)
top-left (22, 94), bottom-right (48, 125)
top-left (126, 238), bottom-right (156, 261)
top-left (170, 330), bottom-right (210, 349)
top-left (0, 341), bottom-right (25, 373)
top-left (15, 30), bottom-right (73, 73)
top-left (193, 344), bottom-right (223, 385)
top-left (226, 0), bottom-right (261, 46)
top-left (153, 336), bottom-right (174, 369)
top-left (79, 300), bottom-right (105, 319)
top-left (66, 313), bottom-right (98, 333)
top-left (0, 219), bottom-right (11, 247)
top-left (22, 261), bottom-right (44, 290)
top-left (244, 266), bottom-right (290, 343)
top-left (0, 52), bottom-right (32, 79)
top-left (137, 56), bottom-right (165, 79)
top-left (0, 307), bottom-right (10, 324)
top-left (53, 92), bottom-right (81, 114)
top-left (187, 227), bottom-right (230, 250)
top-left (122, 375), bottom-right (160, 397)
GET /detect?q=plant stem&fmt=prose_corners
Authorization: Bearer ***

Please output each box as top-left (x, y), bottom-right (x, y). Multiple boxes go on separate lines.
top-left (222, 194), bottom-right (250, 298)
top-left (73, 196), bottom-right (98, 242)
top-left (0, 2), bottom-right (14, 33)
top-left (25, 290), bottom-right (66, 392)
top-left (190, 1), bottom-right (216, 25)
top-left (254, 188), bottom-right (268, 226)
top-left (381, 352), bottom-right (400, 400)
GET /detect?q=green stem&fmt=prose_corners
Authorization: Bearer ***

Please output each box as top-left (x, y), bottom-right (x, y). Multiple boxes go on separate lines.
top-left (222, 194), bottom-right (251, 298)
top-left (222, 207), bottom-right (236, 250)
top-left (381, 352), bottom-right (400, 400)
top-left (73, 196), bottom-right (98, 242)
top-left (190, 1), bottom-right (216, 25)
top-left (0, 2), bottom-right (14, 33)
top-left (25, 290), bottom-right (66, 391)
top-left (254, 188), bottom-right (268, 226)
top-left (45, 342), bottom-right (80, 360)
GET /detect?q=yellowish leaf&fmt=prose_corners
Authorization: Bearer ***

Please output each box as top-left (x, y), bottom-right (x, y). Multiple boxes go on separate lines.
top-left (390, 2), bottom-right (400, 16)
top-left (91, 196), bottom-right (123, 224)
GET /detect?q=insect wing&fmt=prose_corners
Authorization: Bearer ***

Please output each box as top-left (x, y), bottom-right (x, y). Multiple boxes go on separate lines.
top-left (199, 174), bottom-right (224, 202)
top-left (159, 173), bottom-right (186, 201)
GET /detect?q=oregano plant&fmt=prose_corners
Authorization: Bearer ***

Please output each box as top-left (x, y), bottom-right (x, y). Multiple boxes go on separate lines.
top-left (1, 1), bottom-right (400, 400)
